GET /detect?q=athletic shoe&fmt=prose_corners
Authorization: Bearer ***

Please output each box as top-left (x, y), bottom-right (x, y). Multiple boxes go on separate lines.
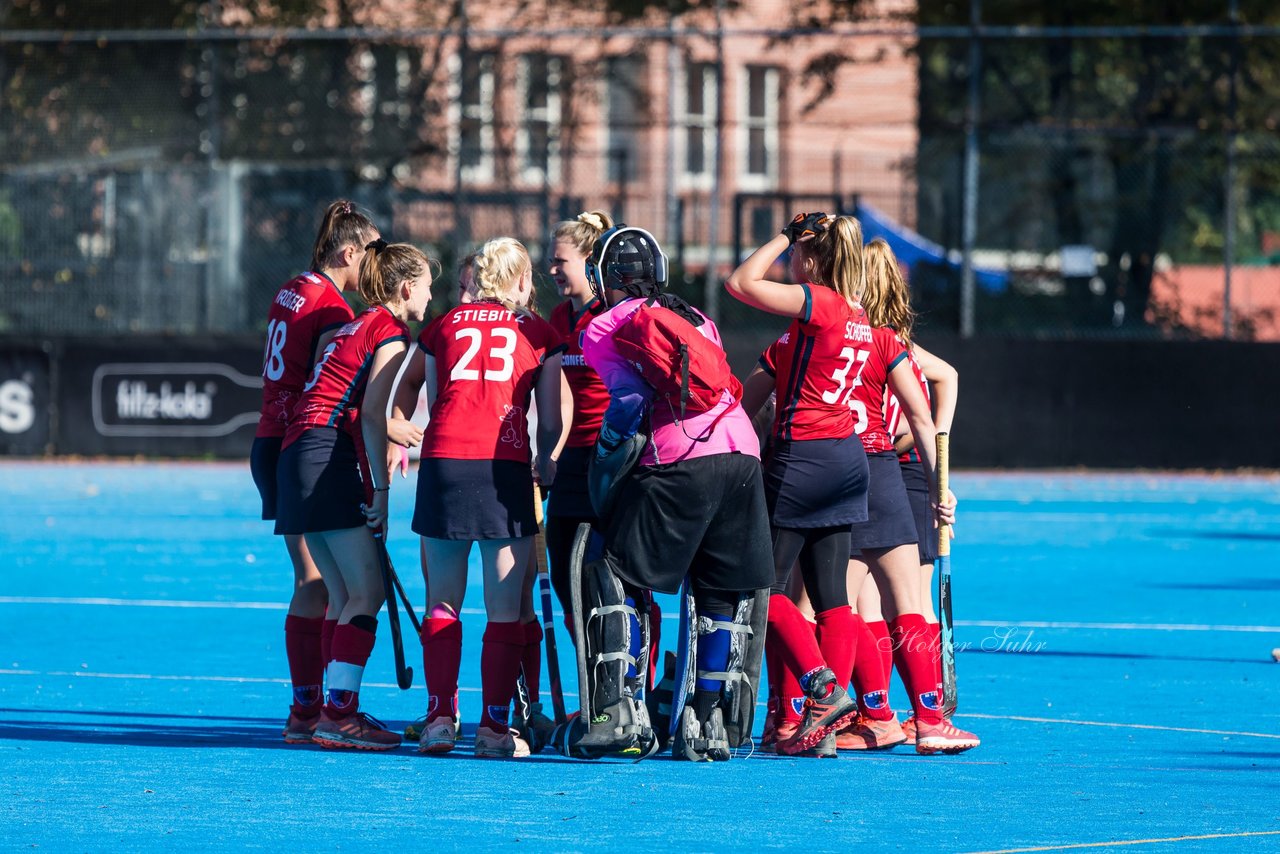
top-left (312, 710), bottom-right (401, 751)
top-left (772, 720), bottom-right (837, 758)
top-left (282, 709), bottom-right (321, 744)
top-left (776, 671), bottom-right (857, 756)
top-left (417, 717), bottom-right (460, 755)
top-left (900, 715), bottom-right (917, 745)
top-left (407, 713), bottom-right (461, 744)
top-left (915, 719), bottom-right (980, 755)
top-left (475, 725), bottom-right (530, 758)
top-left (836, 715), bottom-right (907, 751)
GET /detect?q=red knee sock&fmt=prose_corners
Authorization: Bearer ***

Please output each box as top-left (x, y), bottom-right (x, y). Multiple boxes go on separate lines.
top-left (890, 614), bottom-right (943, 725)
top-left (647, 599), bottom-right (662, 689)
top-left (521, 620), bottom-right (543, 704)
top-left (780, 660), bottom-right (806, 724)
top-left (928, 620), bottom-right (944, 707)
top-left (284, 615), bottom-right (324, 715)
top-left (850, 615), bottom-right (894, 721)
top-left (321, 618), bottom-right (338, 671)
top-left (814, 606), bottom-right (857, 702)
top-left (481, 620), bottom-right (526, 733)
top-left (326, 621), bottom-right (377, 715)
top-left (422, 616), bottom-right (462, 722)
top-left (766, 594), bottom-right (827, 685)
top-left (867, 619), bottom-right (893, 687)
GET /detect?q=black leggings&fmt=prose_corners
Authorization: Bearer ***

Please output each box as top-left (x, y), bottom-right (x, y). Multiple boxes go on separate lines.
top-left (769, 525), bottom-right (850, 614)
top-left (545, 514), bottom-right (595, 615)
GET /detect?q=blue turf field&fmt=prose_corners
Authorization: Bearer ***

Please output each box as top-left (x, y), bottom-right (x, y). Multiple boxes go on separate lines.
top-left (2, 462), bottom-right (1279, 852)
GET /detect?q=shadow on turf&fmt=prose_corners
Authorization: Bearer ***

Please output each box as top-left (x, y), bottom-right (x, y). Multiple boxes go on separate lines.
top-left (1151, 530), bottom-right (1280, 544)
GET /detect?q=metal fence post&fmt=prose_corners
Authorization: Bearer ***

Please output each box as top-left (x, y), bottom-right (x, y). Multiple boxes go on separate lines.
top-left (959, 0), bottom-right (982, 339)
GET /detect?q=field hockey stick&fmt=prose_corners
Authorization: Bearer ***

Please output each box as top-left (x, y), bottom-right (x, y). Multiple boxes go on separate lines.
top-left (533, 484), bottom-right (568, 725)
top-left (380, 539), bottom-right (421, 636)
top-left (936, 431), bottom-right (958, 717)
top-left (374, 530), bottom-right (414, 690)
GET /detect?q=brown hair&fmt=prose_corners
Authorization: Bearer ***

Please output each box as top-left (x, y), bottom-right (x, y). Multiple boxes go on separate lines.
top-left (551, 209), bottom-right (615, 257)
top-left (358, 240), bottom-right (429, 307)
top-left (793, 215), bottom-right (866, 306)
top-left (310, 199), bottom-right (376, 272)
top-left (862, 238), bottom-right (916, 347)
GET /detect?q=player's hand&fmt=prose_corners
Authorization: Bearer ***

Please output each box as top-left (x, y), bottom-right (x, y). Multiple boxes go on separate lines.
top-left (782, 212), bottom-right (830, 246)
top-left (932, 488), bottom-right (957, 532)
top-left (536, 453), bottom-right (557, 490)
top-left (388, 416), bottom-right (423, 448)
top-left (363, 490), bottom-right (390, 531)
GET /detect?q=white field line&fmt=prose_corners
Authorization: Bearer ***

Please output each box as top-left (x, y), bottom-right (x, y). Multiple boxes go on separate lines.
top-left (0, 667), bottom-right (478, 692)
top-left (964, 830), bottom-right (1280, 854)
top-left (955, 712), bottom-right (1280, 741)
top-left (3, 597), bottom-right (1278, 634)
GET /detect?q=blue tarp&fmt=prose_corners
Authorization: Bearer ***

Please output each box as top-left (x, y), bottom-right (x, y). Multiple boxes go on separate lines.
top-left (855, 201), bottom-right (1009, 293)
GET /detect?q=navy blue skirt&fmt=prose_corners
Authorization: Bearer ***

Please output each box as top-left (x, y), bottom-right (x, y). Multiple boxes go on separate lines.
top-left (900, 460), bottom-right (939, 564)
top-left (546, 444), bottom-right (596, 520)
top-left (848, 450), bottom-right (919, 553)
top-left (413, 457), bottom-right (537, 540)
top-left (250, 435), bottom-right (283, 521)
top-left (274, 427), bottom-right (367, 536)
top-left (764, 435), bottom-right (869, 529)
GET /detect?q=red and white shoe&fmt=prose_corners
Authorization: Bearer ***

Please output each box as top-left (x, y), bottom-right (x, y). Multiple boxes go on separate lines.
top-left (312, 709), bottom-right (402, 751)
top-left (835, 715), bottom-right (907, 750)
top-left (900, 715), bottom-right (917, 745)
top-left (282, 708), bottom-right (321, 744)
top-left (915, 719), bottom-right (980, 755)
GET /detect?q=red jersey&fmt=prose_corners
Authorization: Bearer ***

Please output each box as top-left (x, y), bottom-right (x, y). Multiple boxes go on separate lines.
top-left (549, 298), bottom-right (611, 448)
top-left (256, 271), bottom-right (354, 438)
top-left (847, 307), bottom-right (908, 453)
top-left (282, 306), bottom-right (410, 448)
top-left (419, 301), bottom-right (565, 463)
top-left (756, 283), bottom-right (867, 442)
top-left (884, 342), bottom-right (929, 463)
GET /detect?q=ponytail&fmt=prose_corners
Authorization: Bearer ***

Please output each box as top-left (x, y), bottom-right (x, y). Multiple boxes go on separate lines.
top-left (311, 199), bottom-right (376, 273)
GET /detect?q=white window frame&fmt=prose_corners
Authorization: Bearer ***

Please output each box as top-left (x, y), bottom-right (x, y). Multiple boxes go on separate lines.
top-left (603, 56), bottom-right (644, 185)
top-left (516, 53), bottom-right (564, 185)
top-left (677, 60), bottom-right (717, 190)
top-left (448, 51), bottom-right (496, 185)
top-left (738, 65), bottom-right (780, 191)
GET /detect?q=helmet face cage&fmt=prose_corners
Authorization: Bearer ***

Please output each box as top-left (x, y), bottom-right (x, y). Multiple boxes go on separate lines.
top-left (586, 225), bottom-right (669, 303)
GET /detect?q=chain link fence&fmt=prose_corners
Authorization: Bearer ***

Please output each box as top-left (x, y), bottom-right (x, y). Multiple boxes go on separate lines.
top-left (1, 17), bottom-right (1276, 340)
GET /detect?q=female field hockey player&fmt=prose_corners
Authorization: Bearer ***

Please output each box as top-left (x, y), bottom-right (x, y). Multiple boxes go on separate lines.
top-left (544, 211), bottom-right (615, 619)
top-left (250, 199), bottom-right (379, 744)
top-left (274, 239), bottom-right (433, 750)
top-left (392, 237), bottom-right (565, 759)
top-left (575, 225), bottom-right (771, 762)
top-left (723, 212), bottom-right (869, 757)
top-left (860, 237), bottom-right (962, 745)
top-left (841, 237), bottom-right (977, 755)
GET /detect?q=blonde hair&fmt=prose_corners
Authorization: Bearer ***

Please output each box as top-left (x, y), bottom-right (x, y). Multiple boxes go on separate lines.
top-left (551, 209), bottom-right (615, 257)
top-left (472, 237), bottom-right (533, 314)
top-left (862, 238), bottom-right (916, 347)
top-left (793, 215), bottom-right (866, 306)
top-left (358, 241), bottom-right (429, 306)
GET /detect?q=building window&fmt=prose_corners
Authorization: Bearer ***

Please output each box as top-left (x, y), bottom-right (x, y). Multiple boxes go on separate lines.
top-left (450, 51), bottom-right (496, 184)
top-left (678, 61), bottom-right (716, 188)
top-left (604, 56), bottom-right (645, 184)
top-left (517, 53), bottom-right (564, 184)
top-left (741, 65), bottom-right (779, 189)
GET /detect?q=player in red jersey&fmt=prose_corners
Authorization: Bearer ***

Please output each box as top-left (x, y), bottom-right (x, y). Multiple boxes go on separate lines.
top-left (725, 213), bottom-right (869, 756)
top-left (274, 240), bottom-right (433, 750)
top-left (544, 211), bottom-right (614, 614)
top-left (392, 237), bottom-right (565, 758)
top-left (249, 200), bottom-right (379, 744)
top-left (843, 237), bottom-right (977, 754)
top-left (858, 238), bottom-right (964, 747)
